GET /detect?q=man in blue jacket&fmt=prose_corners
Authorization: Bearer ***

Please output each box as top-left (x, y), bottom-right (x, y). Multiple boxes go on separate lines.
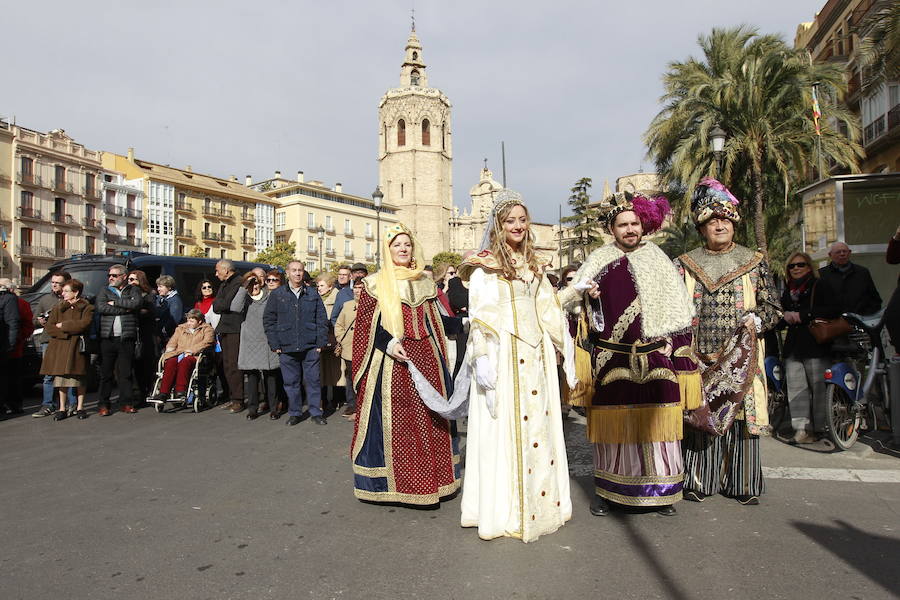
top-left (263, 260), bottom-right (329, 426)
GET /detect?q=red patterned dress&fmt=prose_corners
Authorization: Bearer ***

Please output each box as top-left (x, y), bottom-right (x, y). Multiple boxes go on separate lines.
top-left (350, 275), bottom-right (461, 505)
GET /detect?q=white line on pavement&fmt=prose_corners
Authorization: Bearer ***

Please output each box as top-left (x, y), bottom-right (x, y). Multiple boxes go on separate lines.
top-left (763, 466), bottom-right (900, 483)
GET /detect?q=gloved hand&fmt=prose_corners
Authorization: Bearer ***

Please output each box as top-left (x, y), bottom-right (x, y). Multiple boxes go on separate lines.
top-left (474, 355), bottom-right (496, 390)
top-left (573, 279), bottom-right (593, 292)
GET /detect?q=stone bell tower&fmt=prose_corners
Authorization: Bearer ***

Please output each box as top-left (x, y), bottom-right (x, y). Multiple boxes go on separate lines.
top-left (377, 26), bottom-right (453, 261)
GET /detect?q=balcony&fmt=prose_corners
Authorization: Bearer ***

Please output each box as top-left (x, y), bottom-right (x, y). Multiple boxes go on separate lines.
top-left (51, 213), bottom-right (78, 227)
top-left (307, 247), bottom-right (319, 256)
top-left (325, 249), bottom-right (336, 257)
top-left (83, 187), bottom-right (101, 200)
top-left (889, 104), bottom-right (900, 132)
top-left (16, 172), bottom-right (43, 188)
top-left (106, 234), bottom-right (142, 247)
top-left (125, 207), bottom-right (142, 219)
top-left (52, 180), bottom-right (74, 194)
top-left (364, 231), bottom-right (375, 241)
top-left (344, 251), bottom-right (354, 259)
top-left (364, 253), bottom-right (374, 261)
top-left (202, 206), bottom-right (233, 220)
top-left (16, 245), bottom-right (65, 260)
top-left (307, 223), bottom-right (320, 232)
top-left (325, 225), bottom-right (335, 234)
top-left (175, 200), bottom-right (195, 214)
top-left (241, 235), bottom-right (256, 246)
top-left (82, 217), bottom-right (102, 230)
top-left (176, 228), bottom-right (194, 240)
top-left (864, 115), bottom-right (887, 146)
top-left (344, 229), bottom-right (354, 238)
top-left (240, 210), bottom-right (255, 222)
top-left (201, 231), bottom-right (235, 244)
top-left (17, 206), bottom-right (43, 221)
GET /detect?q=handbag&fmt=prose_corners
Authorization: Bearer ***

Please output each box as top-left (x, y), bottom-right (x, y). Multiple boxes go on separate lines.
top-left (563, 314), bottom-right (594, 408)
top-left (684, 320), bottom-right (759, 436)
top-left (134, 336), bottom-right (144, 360)
top-left (806, 281), bottom-right (852, 344)
top-left (77, 335), bottom-right (87, 354)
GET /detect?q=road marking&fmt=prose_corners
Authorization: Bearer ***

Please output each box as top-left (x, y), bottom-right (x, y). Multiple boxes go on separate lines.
top-left (763, 467), bottom-right (900, 483)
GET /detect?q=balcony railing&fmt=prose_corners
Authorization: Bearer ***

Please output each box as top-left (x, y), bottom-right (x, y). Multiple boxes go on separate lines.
top-left (201, 231), bottom-right (235, 244)
top-left (176, 228), bottom-right (194, 239)
top-left (202, 206), bottom-right (233, 219)
top-left (325, 225), bottom-right (335, 234)
top-left (240, 210), bottom-right (255, 222)
top-left (241, 236), bottom-right (256, 246)
top-left (307, 247), bottom-right (318, 256)
top-left (344, 251), bottom-right (354, 258)
top-left (364, 253), bottom-right (374, 261)
top-left (51, 213), bottom-right (77, 227)
top-left (364, 231), bottom-right (375, 240)
top-left (106, 234), bottom-right (142, 247)
top-left (307, 223), bottom-right (319, 232)
top-left (889, 104), bottom-right (900, 132)
top-left (83, 187), bottom-right (101, 200)
top-left (344, 229), bottom-right (354, 237)
top-left (83, 217), bottom-right (102, 230)
top-left (16, 245), bottom-right (67, 260)
top-left (864, 115), bottom-right (886, 145)
top-left (16, 172), bottom-right (42, 187)
top-left (17, 206), bottom-right (42, 220)
top-left (325, 249), bottom-right (336, 257)
top-left (175, 200), bottom-right (194, 214)
top-left (52, 180), bottom-right (74, 194)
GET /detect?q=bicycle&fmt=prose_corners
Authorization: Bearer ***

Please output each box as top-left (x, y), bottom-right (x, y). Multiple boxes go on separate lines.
top-left (823, 309), bottom-right (894, 450)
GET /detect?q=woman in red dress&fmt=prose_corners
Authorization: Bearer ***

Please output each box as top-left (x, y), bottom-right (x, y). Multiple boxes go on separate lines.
top-left (350, 224), bottom-right (462, 506)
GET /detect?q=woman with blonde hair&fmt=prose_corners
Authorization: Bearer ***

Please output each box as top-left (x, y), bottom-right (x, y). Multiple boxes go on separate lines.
top-left (350, 223), bottom-right (464, 506)
top-left (779, 250), bottom-right (841, 443)
top-left (458, 189), bottom-right (576, 543)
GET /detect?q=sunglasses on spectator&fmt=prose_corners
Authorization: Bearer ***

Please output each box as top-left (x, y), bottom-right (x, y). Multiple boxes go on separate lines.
top-left (108, 273), bottom-right (124, 278)
top-left (787, 262), bottom-right (809, 269)
top-left (265, 278), bottom-right (279, 282)
top-left (201, 284), bottom-right (213, 289)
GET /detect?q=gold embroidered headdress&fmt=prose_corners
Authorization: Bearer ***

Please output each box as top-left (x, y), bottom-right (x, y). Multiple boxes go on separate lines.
top-left (375, 223), bottom-right (428, 338)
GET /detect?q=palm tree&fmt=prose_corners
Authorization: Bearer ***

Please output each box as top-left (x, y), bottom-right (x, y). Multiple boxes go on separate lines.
top-left (658, 220), bottom-right (702, 260)
top-left (645, 26), bottom-right (864, 253)
top-left (858, 2), bottom-right (900, 94)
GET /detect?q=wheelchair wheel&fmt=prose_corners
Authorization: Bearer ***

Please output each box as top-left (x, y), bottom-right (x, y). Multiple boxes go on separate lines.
top-left (825, 384), bottom-right (861, 450)
top-left (154, 401), bottom-right (164, 413)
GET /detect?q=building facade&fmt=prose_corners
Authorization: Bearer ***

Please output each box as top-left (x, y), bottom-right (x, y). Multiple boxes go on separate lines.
top-left (5, 125), bottom-right (120, 284)
top-left (252, 171), bottom-right (400, 273)
top-left (796, 0), bottom-right (899, 174)
top-left (378, 28), bottom-right (453, 260)
top-left (101, 150), bottom-right (277, 262)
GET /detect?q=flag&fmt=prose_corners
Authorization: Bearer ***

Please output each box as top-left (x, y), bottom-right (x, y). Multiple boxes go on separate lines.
top-left (0, 226), bottom-right (6, 249)
top-left (811, 87), bottom-right (822, 136)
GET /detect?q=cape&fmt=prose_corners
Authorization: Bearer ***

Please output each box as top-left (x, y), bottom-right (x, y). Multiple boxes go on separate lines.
top-left (676, 243), bottom-right (763, 293)
top-left (361, 272), bottom-right (437, 308)
top-left (560, 241), bottom-right (694, 339)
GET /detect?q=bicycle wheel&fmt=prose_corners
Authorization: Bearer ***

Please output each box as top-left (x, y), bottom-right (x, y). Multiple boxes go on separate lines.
top-left (825, 384), bottom-right (860, 450)
top-left (767, 389), bottom-right (788, 435)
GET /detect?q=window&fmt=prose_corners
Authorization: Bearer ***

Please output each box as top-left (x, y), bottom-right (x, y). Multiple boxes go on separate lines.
top-left (400, 183), bottom-right (404, 199)
top-left (220, 224), bottom-right (226, 237)
top-left (276, 212), bottom-right (286, 228)
top-left (308, 235), bottom-right (315, 251)
top-left (326, 238), bottom-right (333, 252)
top-left (54, 197), bottom-right (65, 221)
top-left (243, 252), bottom-right (248, 261)
top-left (21, 262), bottom-right (33, 286)
top-left (276, 234), bottom-right (287, 244)
top-left (85, 173), bottom-right (95, 196)
top-left (397, 119), bottom-right (406, 146)
top-left (204, 248), bottom-right (210, 257)
top-left (20, 227), bottom-right (32, 246)
top-left (344, 240), bottom-right (352, 255)
top-left (442, 122), bottom-right (446, 150)
top-left (308, 212), bottom-right (315, 228)
top-left (366, 242), bottom-right (373, 258)
top-left (55, 232), bottom-right (66, 252)
top-left (178, 244), bottom-right (185, 255)
top-left (20, 190), bottom-right (33, 208)
top-left (178, 192), bottom-right (186, 203)
top-left (305, 260), bottom-right (316, 272)
top-left (126, 194), bottom-right (136, 211)
top-left (105, 189), bottom-right (115, 204)
top-left (127, 223), bottom-right (136, 240)
top-left (344, 218), bottom-right (352, 234)
top-left (85, 236), bottom-right (95, 254)
top-left (325, 215), bottom-right (332, 231)
top-left (365, 222), bottom-right (372, 237)
top-left (422, 119), bottom-right (430, 146)
top-left (411, 70), bottom-right (420, 86)
top-left (220, 249), bottom-right (226, 259)
top-left (55, 165), bottom-right (66, 186)
top-left (20, 156), bottom-right (33, 176)
top-left (86, 203), bottom-right (95, 220)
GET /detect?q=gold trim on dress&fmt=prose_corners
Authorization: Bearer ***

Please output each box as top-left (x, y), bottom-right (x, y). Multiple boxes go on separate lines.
top-left (595, 487), bottom-right (683, 507)
top-left (595, 470), bottom-right (684, 485)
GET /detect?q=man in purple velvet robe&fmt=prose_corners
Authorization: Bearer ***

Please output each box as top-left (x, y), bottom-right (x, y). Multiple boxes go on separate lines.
top-left (559, 193), bottom-right (701, 516)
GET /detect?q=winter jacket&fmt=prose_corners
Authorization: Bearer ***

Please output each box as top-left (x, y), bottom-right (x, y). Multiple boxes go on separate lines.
top-left (39, 298), bottom-right (94, 376)
top-left (95, 284), bottom-right (142, 340)
top-left (0, 291), bottom-right (20, 354)
top-left (238, 289), bottom-right (280, 371)
top-left (33, 292), bottom-right (63, 345)
top-left (818, 262), bottom-right (882, 316)
top-left (156, 291), bottom-right (184, 340)
top-left (779, 277), bottom-right (842, 359)
top-left (262, 284), bottom-right (328, 353)
top-left (212, 273), bottom-right (244, 334)
top-left (334, 299), bottom-right (357, 361)
top-left (331, 285), bottom-right (354, 325)
top-left (162, 321), bottom-right (215, 360)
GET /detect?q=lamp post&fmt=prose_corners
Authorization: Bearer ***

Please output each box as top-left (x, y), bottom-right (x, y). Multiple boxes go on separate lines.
top-left (372, 186), bottom-right (383, 269)
top-left (316, 225), bottom-right (325, 273)
top-left (710, 125), bottom-right (726, 176)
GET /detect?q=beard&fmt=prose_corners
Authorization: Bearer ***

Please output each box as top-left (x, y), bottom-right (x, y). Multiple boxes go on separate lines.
top-left (615, 232), bottom-right (642, 250)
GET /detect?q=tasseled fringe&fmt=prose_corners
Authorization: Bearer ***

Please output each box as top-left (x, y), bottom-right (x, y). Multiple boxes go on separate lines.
top-left (677, 370), bottom-right (702, 411)
top-left (587, 403), bottom-right (683, 445)
top-left (563, 347), bottom-right (595, 407)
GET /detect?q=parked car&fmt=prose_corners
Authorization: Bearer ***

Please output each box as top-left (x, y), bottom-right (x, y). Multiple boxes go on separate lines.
top-left (22, 251), bottom-right (274, 390)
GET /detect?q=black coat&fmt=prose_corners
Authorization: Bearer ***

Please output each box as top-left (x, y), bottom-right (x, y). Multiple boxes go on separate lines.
top-left (0, 290), bottom-right (20, 353)
top-left (213, 273), bottom-right (244, 334)
top-left (262, 285), bottom-right (328, 353)
top-left (94, 285), bottom-right (141, 340)
top-left (445, 276), bottom-right (469, 317)
top-left (818, 262), bottom-right (882, 316)
top-left (780, 277), bottom-right (842, 359)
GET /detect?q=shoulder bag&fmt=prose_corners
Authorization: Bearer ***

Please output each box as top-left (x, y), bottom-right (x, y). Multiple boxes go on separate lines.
top-left (807, 281), bottom-right (851, 344)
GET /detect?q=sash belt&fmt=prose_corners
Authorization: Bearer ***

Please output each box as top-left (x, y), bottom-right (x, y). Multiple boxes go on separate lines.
top-left (594, 339), bottom-right (666, 355)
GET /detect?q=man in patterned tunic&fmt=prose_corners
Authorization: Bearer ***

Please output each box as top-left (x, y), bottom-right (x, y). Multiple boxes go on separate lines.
top-left (561, 193), bottom-right (701, 516)
top-left (675, 178), bottom-right (781, 506)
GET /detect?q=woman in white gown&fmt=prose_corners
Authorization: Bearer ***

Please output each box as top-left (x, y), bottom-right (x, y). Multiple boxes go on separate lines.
top-left (459, 190), bottom-right (576, 543)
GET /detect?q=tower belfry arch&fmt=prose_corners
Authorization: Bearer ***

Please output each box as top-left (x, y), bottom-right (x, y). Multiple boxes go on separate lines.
top-left (377, 26), bottom-right (453, 260)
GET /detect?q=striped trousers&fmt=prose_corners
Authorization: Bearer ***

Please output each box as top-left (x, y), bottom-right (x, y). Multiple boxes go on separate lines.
top-left (682, 419), bottom-right (765, 497)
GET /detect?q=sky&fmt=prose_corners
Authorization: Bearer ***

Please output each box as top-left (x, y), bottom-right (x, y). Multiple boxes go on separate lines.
top-left (2, 0), bottom-right (824, 224)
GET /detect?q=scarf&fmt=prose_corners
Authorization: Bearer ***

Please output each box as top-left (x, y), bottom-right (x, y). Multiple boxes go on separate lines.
top-left (375, 223), bottom-right (427, 338)
top-left (788, 273), bottom-right (814, 303)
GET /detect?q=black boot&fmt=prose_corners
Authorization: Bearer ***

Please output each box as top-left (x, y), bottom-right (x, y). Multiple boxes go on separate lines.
top-left (589, 495), bottom-right (610, 516)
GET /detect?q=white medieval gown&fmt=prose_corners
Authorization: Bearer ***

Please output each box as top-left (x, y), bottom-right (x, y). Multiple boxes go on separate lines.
top-left (460, 258), bottom-right (575, 542)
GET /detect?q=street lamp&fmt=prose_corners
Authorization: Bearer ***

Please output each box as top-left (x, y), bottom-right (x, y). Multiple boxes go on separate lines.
top-left (316, 225), bottom-right (325, 272)
top-left (710, 125), bottom-right (726, 176)
top-left (372, 186), bottom-right (383, 269)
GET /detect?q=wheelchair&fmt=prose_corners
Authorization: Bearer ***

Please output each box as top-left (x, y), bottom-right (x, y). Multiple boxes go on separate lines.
top-left (146, 350), bottom-right (217, 413)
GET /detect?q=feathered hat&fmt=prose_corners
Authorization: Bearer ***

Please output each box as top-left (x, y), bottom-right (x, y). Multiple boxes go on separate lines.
top-left (605, 191), bottom-right (671, 235)
top-left (691, 177), bottom-right (741, 225)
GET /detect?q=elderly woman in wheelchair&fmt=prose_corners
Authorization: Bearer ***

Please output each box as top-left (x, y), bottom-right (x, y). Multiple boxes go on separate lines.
top-left (151, 308), bottom-right (215, 402)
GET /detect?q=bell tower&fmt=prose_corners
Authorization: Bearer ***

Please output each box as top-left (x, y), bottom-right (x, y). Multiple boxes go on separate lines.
top-left (377, 26), bottom-right (453, 261)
